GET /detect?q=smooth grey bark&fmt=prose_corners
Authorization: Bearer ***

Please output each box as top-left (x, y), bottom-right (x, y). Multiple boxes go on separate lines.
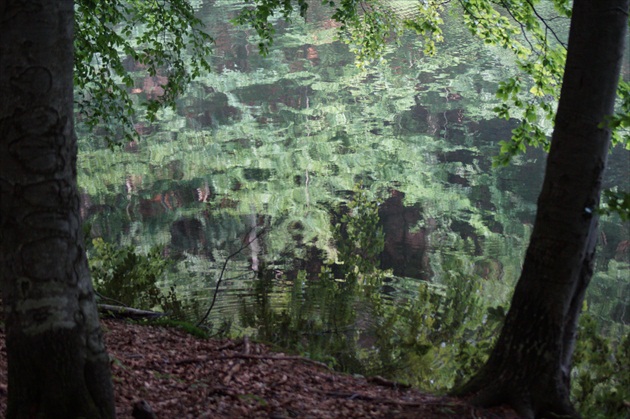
top-left (453, 1), bottom-right (629, 418)
top-left (0, 1), bottom-right (116, 417)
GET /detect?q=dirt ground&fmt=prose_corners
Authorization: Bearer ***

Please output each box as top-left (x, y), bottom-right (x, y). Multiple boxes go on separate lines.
top-left (0, 319), bottom-right (521, 418)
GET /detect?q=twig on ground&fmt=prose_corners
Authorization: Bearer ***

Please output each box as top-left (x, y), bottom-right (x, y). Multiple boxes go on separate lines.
top-left (367, 375), bottom-right (411, 389)
top-left (175, 353), bottom-right (331, 370)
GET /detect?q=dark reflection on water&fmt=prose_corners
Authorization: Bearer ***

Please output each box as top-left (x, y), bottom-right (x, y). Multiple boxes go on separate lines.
top-left (77, 0), bottom-right (629, 361)
top-left (378, 190), bottom-right (433, 280)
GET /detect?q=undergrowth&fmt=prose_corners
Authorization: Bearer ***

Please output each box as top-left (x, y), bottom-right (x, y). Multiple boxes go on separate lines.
top-left (88, 237), bottom-right (188, 319)
top-left (572, 313), bottom-right (630, 419)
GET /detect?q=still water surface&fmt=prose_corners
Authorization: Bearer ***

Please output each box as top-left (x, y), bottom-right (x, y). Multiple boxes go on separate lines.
top-left (77, 1), bottom-right (629, 376)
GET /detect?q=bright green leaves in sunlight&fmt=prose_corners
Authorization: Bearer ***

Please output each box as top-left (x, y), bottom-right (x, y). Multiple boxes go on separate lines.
top-left (234, 0), bottom-right (444, 67)
top-left (74, 0), bottom-right (213, 146)
top-left (232, 0), bottom-right (309, 55)
top-left (337, 1), bottom-right (402, 68)
top-left (338, 0), bottom-right (445, 68)
top-left (456, 0), bottom-right (568, 166)
top-left (402, 0), bottom-right (444, 56)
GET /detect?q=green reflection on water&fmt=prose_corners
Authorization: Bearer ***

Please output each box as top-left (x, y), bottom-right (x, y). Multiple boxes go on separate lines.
top-left (76, 0), bottom-right (629, 391)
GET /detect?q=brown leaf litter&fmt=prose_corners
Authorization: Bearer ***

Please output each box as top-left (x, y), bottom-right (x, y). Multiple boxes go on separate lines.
top-left (0, 319), bottom-right (520, 418)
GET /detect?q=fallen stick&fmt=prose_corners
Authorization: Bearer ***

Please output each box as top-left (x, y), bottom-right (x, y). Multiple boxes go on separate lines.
top-left (175, 353), bottom-right (331, 370)
top-left (98, 304), bottom-right (166, 320)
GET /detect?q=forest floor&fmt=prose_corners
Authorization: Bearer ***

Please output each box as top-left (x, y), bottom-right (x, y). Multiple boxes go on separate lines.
top-left (0, 319), bottom-right (521, 418)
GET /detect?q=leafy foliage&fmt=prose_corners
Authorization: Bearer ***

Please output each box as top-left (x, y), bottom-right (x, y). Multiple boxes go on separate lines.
top-left (332, 184), bottom-right (385, 286)
top-left (74, 0), bottom-right (213, 146)
top-left (604, 80), bottom-right (630, 148)
top-left (88, 238), bottom-right (187, 317)
top-left (232, 0), bottom-right (309, 55)
top-left (600, 189), bottom-right (630, 222)
top-left (587, 259), bottom-right (630, 331)
top-left (362, 271), bottom-right (503, 391)
top-left (455, 0), bottom-right (568, 166)
top-left (334, 0), bottom-right (445, 68)
top-left (572, 313), bottom-right (630, 419)
top-left (234, 0), bottom-right (444, 66)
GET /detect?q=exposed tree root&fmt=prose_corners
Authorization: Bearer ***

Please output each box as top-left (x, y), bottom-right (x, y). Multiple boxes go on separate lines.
top-left (452, 369), bottom-right (579, 419)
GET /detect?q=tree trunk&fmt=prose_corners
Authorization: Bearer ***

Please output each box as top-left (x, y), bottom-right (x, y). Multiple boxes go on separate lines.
top-left (0, 1), bottom-right (116, 418)
top-left (453, 1), bottom-right (629, 418)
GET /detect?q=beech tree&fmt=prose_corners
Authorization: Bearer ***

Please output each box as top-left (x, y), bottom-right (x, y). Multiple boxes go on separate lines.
top-left (0, 0), bottom-right (209, 416)
top-left (0, 0), bottom-right (115, 417)
top-left (453, 1), bottom-right (629, 417)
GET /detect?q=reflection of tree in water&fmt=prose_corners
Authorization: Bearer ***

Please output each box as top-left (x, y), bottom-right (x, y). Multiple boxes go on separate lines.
top-left (170, 218), bottom-right (206, 256)
top-left (180, 91), bottom-right (242, 129)
top-left (378, 190), bottom-right (434, 280)
top-left (168, 213), bottom-right (266, 260)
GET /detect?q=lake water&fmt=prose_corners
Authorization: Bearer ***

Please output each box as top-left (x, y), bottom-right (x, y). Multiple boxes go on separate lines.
top-left (76, 0), bottom-right (629, 388)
